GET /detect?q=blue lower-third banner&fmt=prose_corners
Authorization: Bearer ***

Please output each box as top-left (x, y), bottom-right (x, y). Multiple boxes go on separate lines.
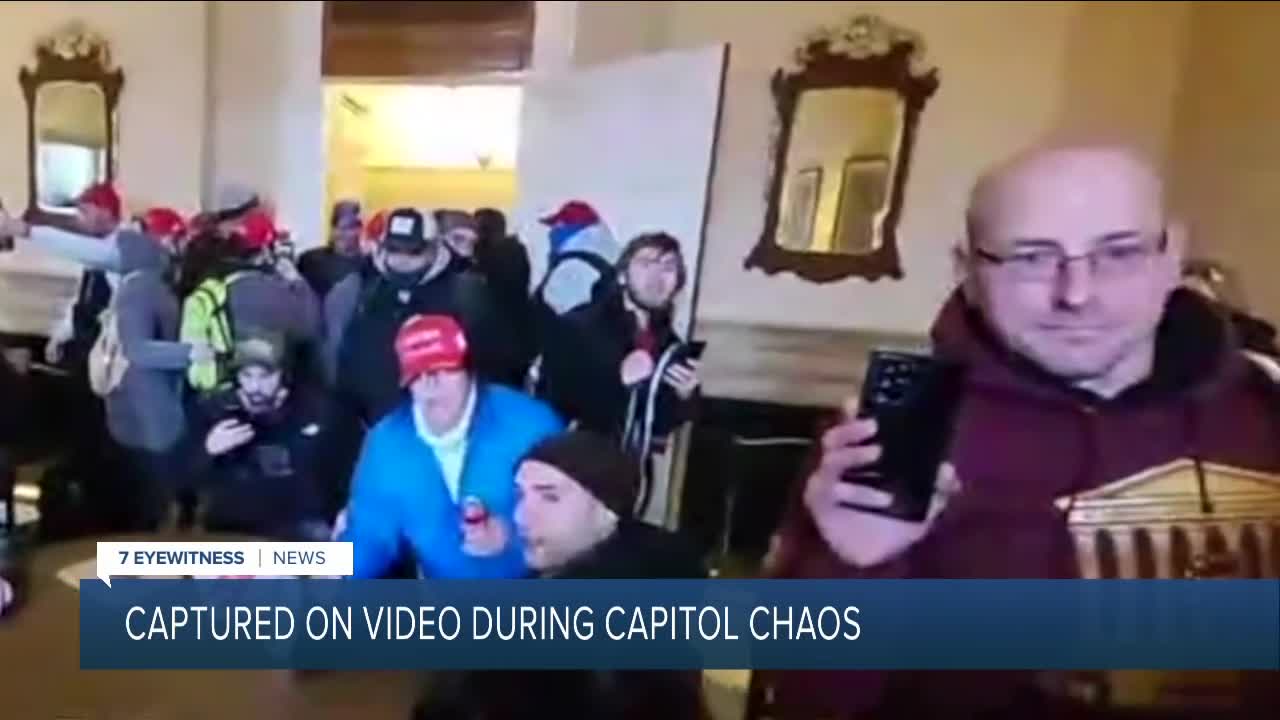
top-left (79, 579), bottom-right (1279, 670)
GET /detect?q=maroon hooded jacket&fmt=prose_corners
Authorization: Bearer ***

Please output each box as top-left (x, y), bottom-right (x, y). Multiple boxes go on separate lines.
top-left (763, 289), bottom-right (1280, 719)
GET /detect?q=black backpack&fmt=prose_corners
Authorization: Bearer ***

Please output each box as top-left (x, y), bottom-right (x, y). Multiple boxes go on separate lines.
top-left (531, 249), bottom-right (617, 393)
top-left (533, 249), bottom-right (617, 320)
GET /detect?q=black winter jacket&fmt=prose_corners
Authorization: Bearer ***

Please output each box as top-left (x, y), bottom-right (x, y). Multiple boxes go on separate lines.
top-left (540, 287), bottom-right (699, 446)
top-left (411, 522), bottom-right (709, 720)
top-left (188, 388), bottom-right (356, 539)
top-left (325, 256), bottom-right (523, 425)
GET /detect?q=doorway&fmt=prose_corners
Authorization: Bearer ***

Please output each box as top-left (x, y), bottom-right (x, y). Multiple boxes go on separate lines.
top-left (323, 81), bottom-right (523, 233)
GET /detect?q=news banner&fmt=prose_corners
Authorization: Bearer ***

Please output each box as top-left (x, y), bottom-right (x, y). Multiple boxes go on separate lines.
top-left (79, 541), bottom-right (1279, 671)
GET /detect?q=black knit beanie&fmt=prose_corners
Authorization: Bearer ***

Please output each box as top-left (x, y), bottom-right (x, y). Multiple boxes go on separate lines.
top-left (522, 430), bottom-right (639, 519)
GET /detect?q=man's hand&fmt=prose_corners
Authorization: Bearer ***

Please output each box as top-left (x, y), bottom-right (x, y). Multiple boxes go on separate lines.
top-left (43, 336), bottom-right (64, 365)
top-left (461, 515), bottom-right (510, 558)
top-left (663, 360), bottom-right (701, 400)
top-left (205, 419), bottom-right (255, 456)
top-left (188, 341), bottom-right (215, 365)
top-left (330, 509), bottom-right (349, 540)
top-left (0, 210), bottom-right (28, 239)
top-left (2, 348), bottom-right (31, 376)
top-left (620, 349), bottom-right (655, 386)
top-left (0, 577), bottom-right (13, 617)
top-left (45, 319), bottom-right (73, 366)
top-left (803, 398), bottom-right (961, 569)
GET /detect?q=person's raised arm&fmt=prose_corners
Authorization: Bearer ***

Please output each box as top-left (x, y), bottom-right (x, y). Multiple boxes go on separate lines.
top-left (24, 223), bottom-right (123, 273)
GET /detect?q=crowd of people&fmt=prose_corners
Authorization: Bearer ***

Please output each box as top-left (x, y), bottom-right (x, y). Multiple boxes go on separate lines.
top-left (2, 139), bottom-right (1280, 718)
top-left (0, 187), bottom-right (706, 607)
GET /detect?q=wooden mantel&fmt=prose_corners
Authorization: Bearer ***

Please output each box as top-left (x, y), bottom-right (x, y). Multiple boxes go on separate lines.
top-left (0, 253), bottom-right (79, 338)
top-left (693, 318), bottom-right (929, 409)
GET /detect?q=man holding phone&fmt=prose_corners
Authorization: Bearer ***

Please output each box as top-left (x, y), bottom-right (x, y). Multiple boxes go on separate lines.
top-left (189, 330), bottom-right (350, 540)
top-left (765, 143), bottom-right (1280, 718)
top-left (539, 232), bottom-right (703, 515)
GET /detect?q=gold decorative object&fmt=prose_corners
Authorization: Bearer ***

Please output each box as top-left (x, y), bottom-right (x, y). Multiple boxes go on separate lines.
top-left (748, 14), bottom-right (939, 283)
top-left (1056, 458), bottom-right (1280, 710)
top-left (793, 14), bottom-right (932, 76)
top-left (1057, 459), bottom-right (1280, 580)
top-left (37, 21), bottom-right (111, 65)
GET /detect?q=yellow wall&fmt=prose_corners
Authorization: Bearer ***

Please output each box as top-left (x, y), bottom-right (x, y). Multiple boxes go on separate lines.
top-left (323, 83), bottom-right (520, 225)
top-left (649, 1), bottom-right (1192, 332)
top-left (324, 87), bottom-right (369, 229)
top-left (561, 1), bottom-right (1279, 329)
top-left (364, 167), bottom-right (517, 214)
top-left (1170, 1), bottom-right (1280, 323)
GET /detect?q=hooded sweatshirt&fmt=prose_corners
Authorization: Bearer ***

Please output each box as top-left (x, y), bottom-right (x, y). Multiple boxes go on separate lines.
top-left (25, 226), bottom-right (191, 452)
top-left (764, 288), bottom-right (1280, 718)
top-left (108, 231), bottom-right (193, 452)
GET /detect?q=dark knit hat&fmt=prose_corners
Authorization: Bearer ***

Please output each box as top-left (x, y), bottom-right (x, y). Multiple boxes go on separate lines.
top-left (522, 430), bottom-right (639, 519)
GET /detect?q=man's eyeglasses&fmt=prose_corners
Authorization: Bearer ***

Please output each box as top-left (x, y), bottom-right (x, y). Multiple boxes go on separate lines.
top-left (972, 230), bottom-right (1168, 282)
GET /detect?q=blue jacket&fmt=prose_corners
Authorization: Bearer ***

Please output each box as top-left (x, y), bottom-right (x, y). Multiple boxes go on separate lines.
top-left (339, 384), bottom-right (563, 578)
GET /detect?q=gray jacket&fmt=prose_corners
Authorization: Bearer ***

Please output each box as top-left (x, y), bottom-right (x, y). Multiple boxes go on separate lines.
top-left (28, 226), bottom-right (190, 452)
top-left (109, 232), bottom-right (192, 452)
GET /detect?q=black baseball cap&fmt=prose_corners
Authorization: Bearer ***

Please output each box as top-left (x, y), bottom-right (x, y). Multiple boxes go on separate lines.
top-left (382, 208), bottom-right (435, 255)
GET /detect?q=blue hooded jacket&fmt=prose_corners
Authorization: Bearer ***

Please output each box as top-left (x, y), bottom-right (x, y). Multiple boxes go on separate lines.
top-left (338, 383), bottom-right (563, 578)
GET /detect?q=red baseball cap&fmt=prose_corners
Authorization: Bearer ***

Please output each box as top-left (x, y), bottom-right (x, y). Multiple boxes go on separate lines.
top-left (395, 314), bottom-right (470, 386)
top-left (140, 207), bottom-right (187, 241)
top-left (234, 210), bottom-right (278, 251)
top-left (78, 183), bottom-right (122, 223)
top-left (539, 200), bottom-right (598, 226)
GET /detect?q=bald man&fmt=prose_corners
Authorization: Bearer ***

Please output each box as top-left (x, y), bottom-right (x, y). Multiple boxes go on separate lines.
top-left (764, 145), bottom-right (1280, 718)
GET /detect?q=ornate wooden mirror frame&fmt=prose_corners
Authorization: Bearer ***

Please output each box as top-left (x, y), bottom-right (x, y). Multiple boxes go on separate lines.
top-left (18, 23), bottom-right (124, 220)
top-left (746, 15), bottom-right (939, 283)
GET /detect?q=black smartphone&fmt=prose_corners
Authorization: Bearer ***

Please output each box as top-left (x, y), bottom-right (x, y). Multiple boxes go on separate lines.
top-left (685, 340), bottom-right (707, 361)
top-left (839, 349), bottom-right (966, 522)
top-left (217, 394), bottom-right (256, 430)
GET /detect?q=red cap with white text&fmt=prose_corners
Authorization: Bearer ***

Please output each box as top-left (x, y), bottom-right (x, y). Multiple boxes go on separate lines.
top-left (394, 314), bottom-right (469, 386)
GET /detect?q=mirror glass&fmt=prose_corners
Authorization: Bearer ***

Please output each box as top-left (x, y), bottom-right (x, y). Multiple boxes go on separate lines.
top-left (34, 81), bottom-right (110, 213)
top-left (775, 88), bottom-right (904, 255)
